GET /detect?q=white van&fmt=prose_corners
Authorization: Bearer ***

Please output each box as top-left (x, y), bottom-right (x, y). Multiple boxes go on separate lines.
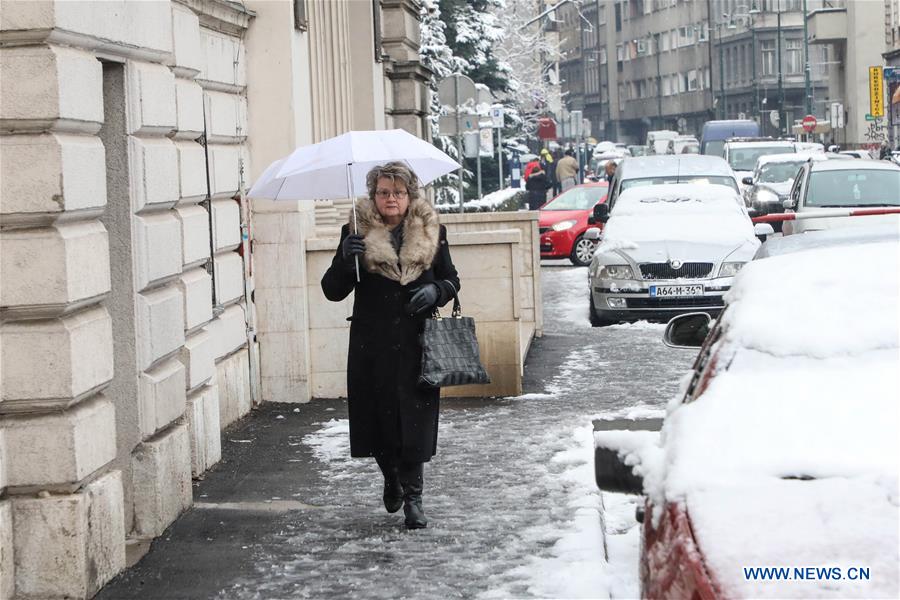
top-left (646, 130), bottom-right (679, 155)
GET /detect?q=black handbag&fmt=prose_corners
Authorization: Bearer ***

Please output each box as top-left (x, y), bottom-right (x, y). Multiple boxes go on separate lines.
top-left (418, 289), bottom-right (491, 388)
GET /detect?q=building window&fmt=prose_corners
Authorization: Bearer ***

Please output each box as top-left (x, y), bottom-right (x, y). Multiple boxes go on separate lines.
top-left (599, 4), bottom-right (606, 25)
top-left (615, 2), bottom-right (622, 31)
top-left (600, 47), bottom-right (608, 64)
top-left (294, 0), bottom-right (307, 31)
top-left (688, 69), bottom-right (699, 91)
top-left (761, 40), bottom-right (775, 76)
top-left (617, 43), bottom-right (624, 62)
top-left (785, 39), bottom-right (802, 74)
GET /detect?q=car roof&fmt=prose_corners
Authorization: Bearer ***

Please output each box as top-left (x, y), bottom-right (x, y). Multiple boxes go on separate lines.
top-left (726, 140), bottom-right (794, 148)
top-left (809, 158), bottom-right (900, 172)
top-left (618, 155), bottom-right (734, 179)
top-left (756, 152), bottom-right (817, 166)
top-left (754, 219), bottom-right (900, 259)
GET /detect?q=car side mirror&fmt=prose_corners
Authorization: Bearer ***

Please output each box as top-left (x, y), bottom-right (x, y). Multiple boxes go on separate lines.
top-left (593, 418), bottom-right (663, 495)
top-left (754, 222), bottom-right (775, 237)
top-left (583, 227), bottom-right (603, 241)
top-left (782, 198), bottom-right (796, 210)
top-left (587, 215), bottom-right (596, 224)
top-left (742, 176), bottom-right (754, 186)
top-left (593, 203), bottom-right (610, 223)
top-left (663, 312), bottom-right (711, 348)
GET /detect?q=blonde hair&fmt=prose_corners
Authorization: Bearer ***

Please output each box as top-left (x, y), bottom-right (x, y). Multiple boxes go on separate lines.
top-left (365, 162), bottom-right (421, 204)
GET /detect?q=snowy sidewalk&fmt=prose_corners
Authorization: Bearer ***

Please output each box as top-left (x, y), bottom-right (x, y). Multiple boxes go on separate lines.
top-left (97, 266), bottom-right (692, 600)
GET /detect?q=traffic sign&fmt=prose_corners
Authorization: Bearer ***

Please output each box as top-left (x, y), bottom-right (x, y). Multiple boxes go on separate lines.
top-left (801, 115), bottom-right (817, 133)
top-left (490, 104), bottom-right (504, 128)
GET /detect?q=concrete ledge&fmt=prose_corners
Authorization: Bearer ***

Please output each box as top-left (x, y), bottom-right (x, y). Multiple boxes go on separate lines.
top-left (440, 211), bottom-right (539, 224)
top-left (217, 347), bottom-right (251, 429)
top-left (186, 385), bottom-right (221, 477)
top-left (11, 470), bottom-right (125, 599)
top-left (131, 423), bottom-right (192, 539)
top-left (2, 395), bottom-right (117, 488)
top-left (0, 221), bottom-right (111, 319)
top-left (0, 133), bottom-right (106, 224)
top-left (0, 499), bottom-right (11, 600)
top-left (0, 306), bottom-right (113, 407)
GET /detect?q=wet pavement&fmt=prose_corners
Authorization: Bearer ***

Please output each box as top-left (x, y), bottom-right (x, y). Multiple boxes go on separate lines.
top-left (97, 262), bottom-right (695, 600)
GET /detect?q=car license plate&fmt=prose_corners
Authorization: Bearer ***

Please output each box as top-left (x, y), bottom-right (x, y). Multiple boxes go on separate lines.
top-left (650, 284), bottom-right (704, 297)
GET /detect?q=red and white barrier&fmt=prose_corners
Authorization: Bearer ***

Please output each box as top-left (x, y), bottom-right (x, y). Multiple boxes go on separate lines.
top-left (752, 207), bottom-right (900, 223)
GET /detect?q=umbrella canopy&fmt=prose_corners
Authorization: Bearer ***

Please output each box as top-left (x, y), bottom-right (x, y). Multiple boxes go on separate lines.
top-left (248, 129), bottom-right (460, 201)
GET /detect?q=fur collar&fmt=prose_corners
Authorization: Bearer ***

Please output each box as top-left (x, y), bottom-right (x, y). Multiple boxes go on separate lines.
top-left (351, 197), bottom-right (440, 285)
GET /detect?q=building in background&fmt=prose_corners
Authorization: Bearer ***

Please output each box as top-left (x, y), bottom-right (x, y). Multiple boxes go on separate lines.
top-left (0, 1), bottom-right (429, 597)
top-left (550, 0), bottom-right (834, 144)
top-left (808, 0), bottom-right (889, 148)
top-left (884, 0), bottom-right (900, 145)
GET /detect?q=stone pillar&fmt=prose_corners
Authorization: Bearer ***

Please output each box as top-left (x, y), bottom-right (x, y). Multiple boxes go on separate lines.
top-left (0, 27), bottom-right (124, 600)
top-left (193, 8), bottom-right (256, 426)
top-left (381, 0), bottom-right (432, 137)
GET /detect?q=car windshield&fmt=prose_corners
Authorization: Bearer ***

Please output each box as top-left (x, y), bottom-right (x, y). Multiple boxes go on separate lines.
top-left (728, 146), bottom-right (791, 171)
top-left (542, 186), bottom-right (607, 210)
top-left (621, 175), bottom-right (739, 194)
top-left (758, 161), bottom-right (804, 183)
top-left (805, 169), bottom-right (900, 208)
top-left (703, 140), bottom-right (726, 157)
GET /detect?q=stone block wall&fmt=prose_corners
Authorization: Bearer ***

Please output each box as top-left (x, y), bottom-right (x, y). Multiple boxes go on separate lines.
top-left (0, 0), bottom-right (254, 596)
top-left (0, 7), bottom-right (125, 595)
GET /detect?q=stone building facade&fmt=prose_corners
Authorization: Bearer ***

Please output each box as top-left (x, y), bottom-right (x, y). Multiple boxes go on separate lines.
top-left (0, 0), bottom-right (431, 598)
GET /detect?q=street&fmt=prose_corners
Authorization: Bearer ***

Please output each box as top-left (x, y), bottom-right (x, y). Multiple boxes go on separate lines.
top-left (98, 263), bottom-right (694, 600)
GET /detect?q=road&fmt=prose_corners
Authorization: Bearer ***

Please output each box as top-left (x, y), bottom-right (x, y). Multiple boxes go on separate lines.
top-left (98, 263), bottom-right (696, 600)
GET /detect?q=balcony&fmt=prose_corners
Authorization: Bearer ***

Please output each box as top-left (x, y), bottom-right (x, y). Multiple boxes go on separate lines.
top-left (806, 8), bottom-right (847, 45)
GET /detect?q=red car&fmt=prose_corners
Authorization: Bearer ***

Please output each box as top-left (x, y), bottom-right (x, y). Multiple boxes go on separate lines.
top-left (539, 182), bottom-right (608, 266)
top-left (594, 237), bottom-right (898, 599)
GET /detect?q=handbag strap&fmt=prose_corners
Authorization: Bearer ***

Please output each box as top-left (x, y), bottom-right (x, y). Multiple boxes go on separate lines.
top-left (431, 281), bottom-right (461, 319)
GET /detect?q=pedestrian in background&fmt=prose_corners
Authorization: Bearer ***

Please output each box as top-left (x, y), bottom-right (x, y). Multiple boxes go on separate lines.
top-left (556, 149), bottom-right (578, 192)
top-left (525, 166), bottom-right (551, 210)
top-left (551, 148), bottom-right (563, 195)
top-left (604, 160), bottom-right (617, 183)
top-left (321, 162), bottom-right (460, 530)
top-left (540, 148), bottom-right (557, 197)
top-left (523, 156), bottom-right (541, 181)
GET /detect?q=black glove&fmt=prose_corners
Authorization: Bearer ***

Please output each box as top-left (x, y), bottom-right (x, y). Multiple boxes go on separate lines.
top-left (404, 283), bottom-right (440, 316)
top-left (341, 234), bottom-right (366, 269)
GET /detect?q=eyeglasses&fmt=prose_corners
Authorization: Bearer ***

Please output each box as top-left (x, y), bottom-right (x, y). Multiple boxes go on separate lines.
top-left (375, 190), bottom-right (408, 199)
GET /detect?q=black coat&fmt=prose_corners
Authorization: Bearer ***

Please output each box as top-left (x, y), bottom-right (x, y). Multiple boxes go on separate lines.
top-left (321, 202), bottom-right (459, 463)
top-left (525, 171), bottom-right (551, 210)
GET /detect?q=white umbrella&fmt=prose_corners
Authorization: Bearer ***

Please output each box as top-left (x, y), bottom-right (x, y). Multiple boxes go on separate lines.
top-left (248, 129), bottom-right (460, 201)
top-left (248, 129), bottom-right (461, 280)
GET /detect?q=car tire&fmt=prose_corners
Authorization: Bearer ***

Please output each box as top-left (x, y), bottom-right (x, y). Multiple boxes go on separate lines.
top-left (589, 293), bottom-right (615, 327)
top-left (570, 235), bottom-right (596, 267)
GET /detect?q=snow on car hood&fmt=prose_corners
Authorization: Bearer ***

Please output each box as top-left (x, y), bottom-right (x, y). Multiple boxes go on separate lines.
top-left (756, 181), bottom-right (792, 198)
top-left (665, 349), bottom-right (899, 598)
top-left (723, 240), bottom-right (899, 357)
top-left (597, 184), bottom-right (759, 258)
top-left (642, 240), bottom-right (900, 597)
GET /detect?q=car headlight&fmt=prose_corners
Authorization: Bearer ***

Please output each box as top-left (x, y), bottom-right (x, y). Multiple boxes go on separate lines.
top-left (755, 189), bottom-right (779, 205)
top-left (718, 262), bottom-right (745, 277)
top-left (599, 264), bottom-right (635, 279)
top-left (551, 219), bottom-right (577, 231)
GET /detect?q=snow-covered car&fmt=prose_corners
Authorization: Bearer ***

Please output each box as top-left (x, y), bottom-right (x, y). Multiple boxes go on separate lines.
top-left (595, 238), bottom-right (900, 598)
top-left (723, 139), bottom-right (797, 192)
top-left (742, 153), bottom-right (825, 230)
top-left (605, 155), bottom-right (741, 210)
top-left (838, 149), bottom-right (874, 159)
top-left (586, 184), bottom-right (762, 326)
top-left (782, 159), bottom-right (900, 235)
top-left (539, 183), bottom-right (609, 266)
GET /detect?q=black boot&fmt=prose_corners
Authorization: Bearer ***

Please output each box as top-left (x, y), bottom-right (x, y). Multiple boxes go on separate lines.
top-left (375, 456), bottom-right (403, 513)
top-left (398, 462), bottom-right (427, 529)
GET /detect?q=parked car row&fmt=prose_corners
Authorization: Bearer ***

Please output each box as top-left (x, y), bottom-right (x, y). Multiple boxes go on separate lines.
top-left (594, 223), bottom-right (900, 598)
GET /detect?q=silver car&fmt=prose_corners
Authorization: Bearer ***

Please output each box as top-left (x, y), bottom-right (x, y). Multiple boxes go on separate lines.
top-left (586, 184), bottom-right (763, 325)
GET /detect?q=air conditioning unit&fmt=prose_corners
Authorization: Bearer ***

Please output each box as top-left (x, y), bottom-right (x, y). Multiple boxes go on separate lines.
top-left (637, 40), bottom-right (648, 55)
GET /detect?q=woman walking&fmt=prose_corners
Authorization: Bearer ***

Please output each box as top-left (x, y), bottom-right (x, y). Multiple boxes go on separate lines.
top-left (321, 162), bottom-right (460, 529)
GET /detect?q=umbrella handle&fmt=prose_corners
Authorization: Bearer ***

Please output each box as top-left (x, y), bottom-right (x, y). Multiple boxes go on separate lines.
top-left (354, 255), bottom-right (360, 283)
